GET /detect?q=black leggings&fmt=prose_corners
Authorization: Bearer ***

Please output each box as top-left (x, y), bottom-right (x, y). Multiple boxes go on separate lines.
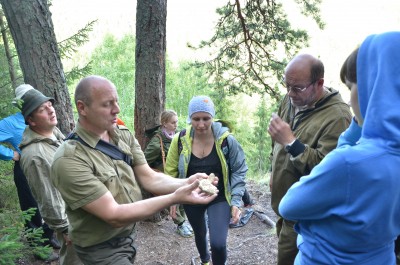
top-left (184, 201), bottom-right (230, 265)
top-left (14, 161), bottom-right (43, 228)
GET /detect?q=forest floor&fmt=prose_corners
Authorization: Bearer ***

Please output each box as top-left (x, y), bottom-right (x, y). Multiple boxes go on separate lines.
top-left (17, 180), bottom-right (278, 265)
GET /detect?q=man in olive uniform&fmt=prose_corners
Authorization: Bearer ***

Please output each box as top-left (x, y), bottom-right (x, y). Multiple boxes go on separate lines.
top-left (51, 75), bottom-right (217, 264)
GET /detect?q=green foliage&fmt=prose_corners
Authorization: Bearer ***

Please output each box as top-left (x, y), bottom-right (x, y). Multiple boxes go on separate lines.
top-left (89, 34), bottom-right (136, 130)
top-left (246, 96), bottom-right (278, 176)
top-left (293, 0), bottom-right (325, 29)
top-left (0, 209), bottom-right (52, 265)
top-left (192, 0), bottom-right (323, 100)
top-left (58, 20), bottom-right (97, 86)
top-left (58, 20), bottom-right (97, 60)
top-left (0, 39), bottom-right (22, 118)
top-left (65, 62), bottom-right (93, 87)
top-left (165, 60), bottom-right (214, 129)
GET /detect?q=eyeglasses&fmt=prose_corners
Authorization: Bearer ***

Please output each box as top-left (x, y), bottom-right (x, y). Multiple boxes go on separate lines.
top-left (282, 79), bottom-right (317, 94)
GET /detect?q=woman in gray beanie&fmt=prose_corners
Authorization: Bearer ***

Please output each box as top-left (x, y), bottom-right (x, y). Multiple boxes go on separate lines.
top-left (165, 95), bottom-right (248, 265)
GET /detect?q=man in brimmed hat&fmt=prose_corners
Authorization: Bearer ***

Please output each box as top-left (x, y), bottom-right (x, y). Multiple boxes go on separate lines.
top-left (1, 84), bottom-right (60, 258)
top-left (18, 84), bottom-right (82, 264)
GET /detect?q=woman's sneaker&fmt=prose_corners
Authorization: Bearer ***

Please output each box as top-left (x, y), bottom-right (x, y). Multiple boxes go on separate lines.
top-left (176, 221), bottom-right (193, 238)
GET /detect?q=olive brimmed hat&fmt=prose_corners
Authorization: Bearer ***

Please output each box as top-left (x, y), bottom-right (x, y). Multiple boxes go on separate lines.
top-left (13, 84), bottom-right (55, 121)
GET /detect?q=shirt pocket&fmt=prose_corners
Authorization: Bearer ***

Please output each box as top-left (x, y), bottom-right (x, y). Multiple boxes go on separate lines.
top-left (96, 169), bottom-right (121, 197)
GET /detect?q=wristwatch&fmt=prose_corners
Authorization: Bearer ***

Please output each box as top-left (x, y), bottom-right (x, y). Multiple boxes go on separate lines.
top-left (284, 139), bottom-right (296, 153)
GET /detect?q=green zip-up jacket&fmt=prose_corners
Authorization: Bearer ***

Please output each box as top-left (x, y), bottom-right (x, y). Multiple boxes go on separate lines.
top-left (144, 127), bottom-right (171, 172)
top-left (271, 87), bottom-right (352, 215)
top-left (165, 121), bottom-right (247, 207)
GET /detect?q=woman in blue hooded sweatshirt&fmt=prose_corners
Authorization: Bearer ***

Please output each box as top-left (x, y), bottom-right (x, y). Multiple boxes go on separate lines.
top-left (279, 31), bottom-right (400, 264)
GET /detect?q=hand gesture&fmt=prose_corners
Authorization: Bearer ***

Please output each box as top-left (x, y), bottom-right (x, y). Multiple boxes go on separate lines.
top-left (268, 113), bottom-right (295, 145)
top-left (174, 179), bottom-right (218, 205)
top-left (230, 205), bottom-right (241, 224)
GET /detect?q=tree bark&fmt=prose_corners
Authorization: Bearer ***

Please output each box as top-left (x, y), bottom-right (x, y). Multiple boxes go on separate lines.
top-left (135, 0), bottom-right (166, 149)
top-left (0, 0), bottom-right (74, 134)
top-left (135, 0), bottom-right (167, 222)
top-left (0, 11), bottom-right (17, 89)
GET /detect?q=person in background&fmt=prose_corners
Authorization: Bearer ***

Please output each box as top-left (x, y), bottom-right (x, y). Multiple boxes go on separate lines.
top-left (268, 54), bottom-right (352, 265)
top-left (144, 110), bottom-right (193, 238)
top-left (116, 117), bottom-right (126, 126)
top-left (0, 85), bottom-right (60, 259)
top-left (19, 85), bottom-right (81, 264)
top-left (279, 31), bottom-right (400, 265)
top-left (50, 75), bottom-right (217, 265)
top-left (165, 95), bottom-right (247, 265)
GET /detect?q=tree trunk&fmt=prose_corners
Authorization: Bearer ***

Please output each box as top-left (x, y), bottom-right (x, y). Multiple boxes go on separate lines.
top-left (135, 0), bottom-right (167, 223)
top-left (0, 0), bottom-right (74, 134)
top-left (0, 11), bottom-right (17, 89)
top-left (135, 0), bottom-right (166, 150)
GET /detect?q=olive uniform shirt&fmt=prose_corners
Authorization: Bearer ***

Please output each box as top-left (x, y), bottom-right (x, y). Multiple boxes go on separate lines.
top-left (51, 123), bottom-right (146, 247)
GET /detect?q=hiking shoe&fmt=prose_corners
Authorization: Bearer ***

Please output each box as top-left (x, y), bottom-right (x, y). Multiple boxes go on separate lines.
top-left (47, 236), bottom-right (61, 249)
top-left (244, 198), bottom-right (255, 208)
top-left (177, 222), bottom-right (193, 238)
top-left (186, 221), bottom-right (193, 232)
top-left (190, 256), bottom-right (210, 265)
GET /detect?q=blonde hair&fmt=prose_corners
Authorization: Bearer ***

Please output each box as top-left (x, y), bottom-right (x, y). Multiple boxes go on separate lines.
top-left (160, 110), bottom-right (177, 125)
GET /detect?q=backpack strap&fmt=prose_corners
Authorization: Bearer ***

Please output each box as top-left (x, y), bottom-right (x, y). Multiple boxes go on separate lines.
top-left (65, 133), bottom-right (133, 166)
top-left (177, 129), bottom-right (186, 155)
top-left (221, 137), bottom-right (229, 161)
top-left (156, 133), bottom-right (166, 169)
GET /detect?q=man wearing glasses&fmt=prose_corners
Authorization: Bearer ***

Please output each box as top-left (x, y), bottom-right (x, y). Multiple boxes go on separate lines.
top-left (268, 54), bottom-right (352, 265)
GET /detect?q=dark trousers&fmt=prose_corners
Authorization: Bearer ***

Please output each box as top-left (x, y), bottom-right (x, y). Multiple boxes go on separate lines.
top-left (395, 235), bottom-right (400, 264)
top-left (74, 232), bottom-right (136, 265)
top-left (14, 161), bottom-right (54, 241)
top-left (276, 217), bottom-right (298, 265)
top-left (184, 201), bottom-right (230, 265)
top-left (14, 161), bottom-right (42, 227)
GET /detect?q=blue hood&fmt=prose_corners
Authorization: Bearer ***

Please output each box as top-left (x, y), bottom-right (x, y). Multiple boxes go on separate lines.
top-left (358, 32), bottom-right (400, 148)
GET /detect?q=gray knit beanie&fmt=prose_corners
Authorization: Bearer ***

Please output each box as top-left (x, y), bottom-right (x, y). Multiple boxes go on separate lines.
top-left (187, 96), bottom-right (215, 123)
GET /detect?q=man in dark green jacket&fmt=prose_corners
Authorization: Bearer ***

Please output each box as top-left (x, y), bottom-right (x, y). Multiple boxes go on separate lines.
top-left (268, 54), bottom-right (352, 265)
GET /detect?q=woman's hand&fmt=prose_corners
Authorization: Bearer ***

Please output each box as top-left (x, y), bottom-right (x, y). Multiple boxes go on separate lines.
top-left (230, 205), bottom-right (241, 224)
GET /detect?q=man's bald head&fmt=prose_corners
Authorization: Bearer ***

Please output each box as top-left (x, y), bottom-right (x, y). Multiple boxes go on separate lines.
top-left (74, 75), bottom-right (114, 107)
top-left (286, 54), bottom-right (324, 82)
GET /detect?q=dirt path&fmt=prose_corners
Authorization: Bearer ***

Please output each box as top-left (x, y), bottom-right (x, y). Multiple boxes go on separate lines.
top-left (135, 180), bottom-right (278, 265)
